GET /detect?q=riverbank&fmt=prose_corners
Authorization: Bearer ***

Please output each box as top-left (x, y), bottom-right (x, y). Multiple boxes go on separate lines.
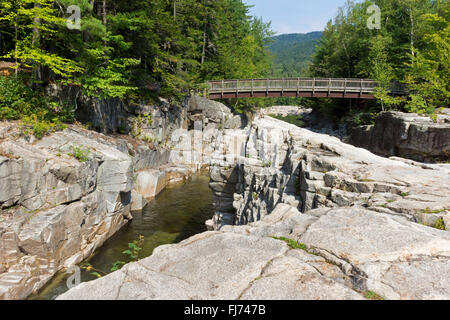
top-left (29, 173), bottom-right (213, 300)
top-left (59, 111), bottom-right (450, 300)
top-left (0, 95), bottom-right (242, 299)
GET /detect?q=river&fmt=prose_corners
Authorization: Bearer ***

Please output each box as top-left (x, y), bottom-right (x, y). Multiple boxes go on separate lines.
top-left (29, 173), bottom-right (214, 300)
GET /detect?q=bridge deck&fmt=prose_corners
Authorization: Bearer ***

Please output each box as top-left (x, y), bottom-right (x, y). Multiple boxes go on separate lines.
top-left (207, 78), bottom-right (405, 100)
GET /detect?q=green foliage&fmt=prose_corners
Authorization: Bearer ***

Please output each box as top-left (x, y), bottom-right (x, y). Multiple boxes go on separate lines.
top-left (364, 291), bottom-right (384, 300)
top-left (349, 110), bottom-right (377, 126)
top-left (268, 114), bottom-right (304, 127)
top-left (81, 235), bottom-right (145, 278)
top-left (0, 0), bottom-right (82, 81)
top-left (69, 146), bottom-right (90, 163)
top-left (368, 35), bottom-right (404, 111)
top-left (0, 75), bottom-right (72, 138)
top-left (1, 0), bottom-right (273, 101)
top-left (0, 75), bottom-right (44, 120)
top-left (272, 236), bottom-right (307, 251)
top-left (433, 218), bottom-right (446, 230)
top-left (21, 115), bottom-right (66, 139)
top-left (309, 0), bottom-right (449, 119)
top-left (131, 113), bottom-right (152, 138)
top-left (405, 4), bottom-right (450, 114)
top-left (81, 58), bottom-right (140, 99)
top-left (269, 32), bottom-right (322, 77)
top-left (262, 161), bottom-right (272, 168)
top-left (405, 94), bottom-right (435, 115)
top-left (421, 207), bottom-right (447, 214)
top-left (122, 235), bottom-right (145, 261)
top-left (110, 261), bottom-right (126, 273)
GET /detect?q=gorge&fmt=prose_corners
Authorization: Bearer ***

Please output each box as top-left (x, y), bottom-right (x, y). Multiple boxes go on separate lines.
top-left (1, 96), bottom-right (449, 300)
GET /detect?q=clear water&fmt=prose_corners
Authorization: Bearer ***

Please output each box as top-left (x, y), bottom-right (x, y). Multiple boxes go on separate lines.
top-left (29, 173), bottom-right (214, 300)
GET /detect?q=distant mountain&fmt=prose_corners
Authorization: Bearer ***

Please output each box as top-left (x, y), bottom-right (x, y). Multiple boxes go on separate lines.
top-left (268, 31), bottom-right (322, 78)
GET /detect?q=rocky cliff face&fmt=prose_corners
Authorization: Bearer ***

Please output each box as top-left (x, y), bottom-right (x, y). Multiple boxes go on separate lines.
top-left (0, 95), bottom-right (241, 299)
top-left (0, 124), bottom-right (134, 299)
top-left (58, 104), bottom-right (450, 300)
top-left (209, 116), bottom-right (450, 230)
top-left (348, 111), bottom-right (450, 163)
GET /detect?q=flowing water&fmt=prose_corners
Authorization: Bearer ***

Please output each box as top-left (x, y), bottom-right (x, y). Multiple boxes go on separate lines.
top-left (29, 173), bottom-right (214, 300)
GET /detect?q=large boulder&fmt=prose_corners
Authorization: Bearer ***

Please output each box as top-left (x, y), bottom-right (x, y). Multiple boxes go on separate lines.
top-left (188, 96), bottom-right (233, 124)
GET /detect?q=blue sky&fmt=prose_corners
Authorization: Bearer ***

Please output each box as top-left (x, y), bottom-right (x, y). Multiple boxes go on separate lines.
top-left (244, 0), bottom-right (362, 34)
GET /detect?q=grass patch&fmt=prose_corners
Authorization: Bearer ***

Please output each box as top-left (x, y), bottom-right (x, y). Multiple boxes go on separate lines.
top-left (421, 208), bottom-right (447, 214)
top-left (364, 291), bottom-right (384, 300)
top-left (272, 236), bottom-right (307, 251)
top-left (262, 161), bottom-right (272, 168)
top-left (433, 218), bottom-right (446, 230)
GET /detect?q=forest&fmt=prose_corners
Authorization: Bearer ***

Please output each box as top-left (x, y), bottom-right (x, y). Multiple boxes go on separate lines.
top-left (0, 0), bottom-right (449, 135)
top-left (309, 0), bottom-right (449, 121)
top-left (269, 31), bottom-right (322, 78)
top-left (0, 0), bottom-right (273, 132)
top-left (0, 0), bottom-right (274, 97)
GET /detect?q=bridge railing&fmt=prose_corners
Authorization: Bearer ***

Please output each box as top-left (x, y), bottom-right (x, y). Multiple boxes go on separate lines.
top-left (208, 78), bottom-right (405, 96)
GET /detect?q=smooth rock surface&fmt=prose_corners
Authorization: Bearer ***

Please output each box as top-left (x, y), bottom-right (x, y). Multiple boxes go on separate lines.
top-left (58, 204), bottom-right (450, 300)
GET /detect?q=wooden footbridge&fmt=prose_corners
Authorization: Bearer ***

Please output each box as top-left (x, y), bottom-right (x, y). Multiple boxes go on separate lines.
top-left (207, 78), bottom-right (406, 100)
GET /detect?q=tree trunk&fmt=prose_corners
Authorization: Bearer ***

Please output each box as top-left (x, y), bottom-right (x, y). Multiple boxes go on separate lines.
top-left (102, 0), bottom-right (107, 24)
top-left (201, 24), bottom-right (207, 64)
top-left (410, 7), bottom-right (415, 58)
top-left (14, 24), bottom-right (18, 78)
top-left (102, 0), bottom-right (108, 54)
top-left (32, 3), bottom-right (43, 82)
top-left (173, 1), bottom-right (177, 19)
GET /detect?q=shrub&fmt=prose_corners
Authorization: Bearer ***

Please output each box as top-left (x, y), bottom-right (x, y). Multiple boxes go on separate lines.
top-left (350, 111), bottom-right (377, 126)
top-left (364, 291), bottom-right (384, 300)
top-left (69, 146), bottom-right (90, 162)
top-left (0, 75), bottom-right (74, 139)
top-left (433, 218), bottom-right (446, 231)
top-left (405, 94), bottom-right (435, 116)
